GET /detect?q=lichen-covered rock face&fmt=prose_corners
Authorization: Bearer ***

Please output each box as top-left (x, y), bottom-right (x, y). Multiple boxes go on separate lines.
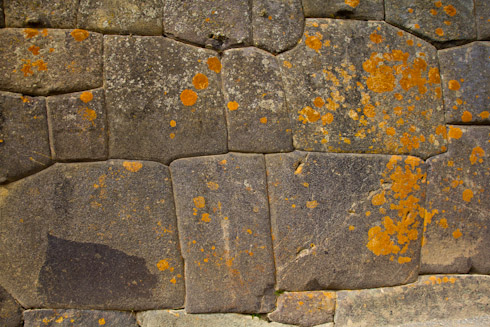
top-left (438, 42), bottom-right (489, 124)
top-left (104, 36), bottom-right (227, 164)
top-left (421, 126), bottom-right (490, 274)
top-left (0, 286), bottom-right (22, 327)
top-left (0, 161), bottom-right (184, 309)
top-left (24, 309), bottom-right (138, 327)
top-left (3, 0), bottom-right (78, 28)
top-left (278, 19), bottom-right (446, 159)
top-left (0, 28), bottom-right (103, 96)
top-left (170, 153), bottom-right (276, 313)
top-left (266, 152), bottom-right (426, 290)
top-left (475, 0), bottom-right (490, 40)
top-left (302, 0), bottom-right (384, 20)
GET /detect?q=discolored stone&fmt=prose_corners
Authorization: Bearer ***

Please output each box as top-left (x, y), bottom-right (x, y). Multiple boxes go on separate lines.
top-left (163, 0), bottom-right (251, 50)
top-left (438, 42), bottom-right (490, 124)
top-left (222, 48), bottom-right (293, 153)
top-left (0, 160), bottom-right (184, 309)
top-left (252, 0), bottom-right (304, 54)
top-left (421, 126), bottom-right (490, 274)
top-left (24, 309), bottom-right (137, 327)
top-left (47, 88), bottom-right (107, 161)
top-left (104, 36), bottom-right (227, 164)
top-left (0, 28), bottom-right (103, 96)
top-left (278, 19), bottom-right (446, 159)
top-left (475, 0), bottom-right (490, 40)
top-left (78, 0), bottom-right (163, 35)
top-left (4, 0), bottom-right (78, 28)
top-left (170, 153), bottom-right (275, 313)
top-left (0, 286), bottom-right (22, 327)
top-left (0, 91), bottom-right (51, 183)
top-left (334, 275), bottom-right (490, 327)
top-left (266, 151), bottom-right (426, 290)
top-left (302, 0), bottom-right (384, 20)
top-left (385, 0), bottom-right (476, 43)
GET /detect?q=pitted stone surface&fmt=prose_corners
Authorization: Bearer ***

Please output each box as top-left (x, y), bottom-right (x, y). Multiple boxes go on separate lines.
top-left (0, 91), bottom-right (51, 183)
top-left (421, 126), bottom-right (490, 274)
top-left (0, 160), bottom-right (184, 309)
top-left (163, 0), bottom-right (251, 50)
top-left (104, 36), bottom-right (227, 164)
top-left (385, 0), bottom-right (476, 43)
top-left (170, 153), bottom-right (275, 313)
top-left (252, 0), bottom-right (304, 54)
top-left (24, 309), bottom-right (137, 327)
top-left (475, 0), bottom-right (490, 40)
top-left (334, 275), bottom-right (490, 327)
top-left (222, 48), bottom-right (293, 153)
top-left (78, 0), bottom-right (163, 35)
top-left (0, 28), bottom-right (103, 96)
top-left (4, 0), bottom-right (78, 28)
top-left (0, 286), bottom-right (22, 327)
top-left (278, 19), bottom-right (446, 159)
top-left (47, 88), bottom-right (107, 161)
top-left (266, 151), bottom-right (426, 290)
top-left (438, 42), bottom-right (490, 124)
top-left (302, 0), bottom-right (384, 20)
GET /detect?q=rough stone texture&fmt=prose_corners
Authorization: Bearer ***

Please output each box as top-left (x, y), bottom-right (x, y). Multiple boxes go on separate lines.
top-left (252, 0), bottom-right (304, 54)
top-left (475, 0), bottom-right (490, 40)
top-left (438, 42), bottom-right (490, 124)
top-left (163, 0), bottom-right (251, 50)
top-left (3, 0), bottom-right (78, 28)
top-left (0, 286), bottom-right (22, 327)
top-left (0, 91), bottom-right (51, 183)
top-left (0, 160), bottom-right (184, 309)
top-left (222, 48), bottom-right (293, 153)
top-left (78, 0), bottom-right (163, 35)
top-left (0, 28), bottom-right (103, 96)
top-left (104, 36), bottom-right (227, 164)
top-left (24, 309), bottom-right (137, 327)
top-left (385, 0), bottom-right (476, 43)
top-left (268, 291), bottom-right (336, 326)
top-left (278, 19), bottom-right (446, 159)
top-left (170, 153), bottom-right (276, 313)
top-left (302, 0), bottom-right (384, 20)
top-left (421, 126), bottom-right (490, 274)
top-left (266, 151), bottom-right (426, 290)
top-left (334, 274), bottom-right (490, 327)
top-left (0, 0), bottom-right (4, 28)
top-left (46, 88), bottom-right (107, 161)
top-left (395, 316), bottom-right (490, 327)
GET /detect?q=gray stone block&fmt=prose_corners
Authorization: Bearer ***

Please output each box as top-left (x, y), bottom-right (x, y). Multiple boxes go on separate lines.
top-left (302, 0), bottom-right (384, 20)
top-left (0, 286), bottom-right (22, 327)
top-left (24, 309), bottom-right (137, 327)
top-left (475, 0), bottom-right (490, 40)
top-left (4, 0), bottom-right (78, 28)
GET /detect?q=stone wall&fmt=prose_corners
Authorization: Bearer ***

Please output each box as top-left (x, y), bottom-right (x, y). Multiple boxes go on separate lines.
top-left (0, 1), bottom-right (489, 326)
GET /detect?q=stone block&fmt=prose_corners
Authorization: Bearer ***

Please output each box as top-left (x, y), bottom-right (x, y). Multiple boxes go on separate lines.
top-left (222, 48), bottom-right (293, 153)
top-left (0, 28), bottom-right (103, 96)
top-left (266, 151), bottom-right (426, 290)
top-left (104, 36), bottom-right (227, 164)
top-left (0, 160), bottom-right (184, 309)
top-left (421, 126), bottom-right (490, 274)
top-left (4, 0), bottom-right (78, 28)
top-left (0, 0), bottom-right (4, 27)
top-left (475, 0), bottom-right (490, 40)
top-left (0, 286), bottom-right (22, 327)
top-left (0, 91), bottom-right (51, 183)
top-left (438, 42), bottom-right (489, 124)
top-left (170, 153), bottom-right (275, 313)
top-left (278, 19), bottom-right (446, 159)
top-left (24, 309), bottom-right (137, 327)
top-left (47, 88), bottom-right (107, 161)
top-left (302, 0), bottom-right (384, 20)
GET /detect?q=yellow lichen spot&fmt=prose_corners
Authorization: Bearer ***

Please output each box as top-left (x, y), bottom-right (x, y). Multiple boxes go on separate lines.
top-left (207, 181), bottom-right (219, 190)
top-left (447, 126), bottom-right (463, 139)
top-left (313, 97), bottom-right (325, 108)
top-left (169, 133), bottom-right (176, 139)
top-left (247, 229), bottom-right (252, 234)
top-left (70, 29), bottom-right (90, 42)
top-left (372, 191), bottom-right (386, 206)
top-left (283, 60), bottom-right (292, 69)
top-left (207, 57), bottom-right (222, 73)
top-left (435, 28), bottom-right (444, 36)
top-left (449, 277), bottom-right (456, 283)
top-left (80, 91), bottom-right (93, 103)
top-left (201, 213), bottom-right (211, 222)
top-left (370, 32), bottom-right (383, 44)
top-left (344, 0), bottom-right (360, 8)
top-left (170, 277), bottom-right (177, 284)
top-left (23, 28), bottom-right (39, 38)
top-left (28, 45), bottom-right (40, 55)
top-left (349, 225), bottom-right (355, 231)
top-left (305, 36), bottom-right (322, 51)
top-left (438, 218), bottom-right (448, 228)
top-left (123, 161), bottom-right (143, 172)
top-left (398, 256), bottom-right (411, 264)
top-left (462, 189), bottom-right (473, 202)
top-left (55, 316), bottom-right (64, 323)
top-left (303, 182), bottom-right (309, 187)
top-left (98, 318), bottom-right (106, 325)
top-left (170, 120), bottom-right (177, 127)
top-left (227, 101), bottom-right (239, 111)
top-left (180, 89), bottom-right (198, 106)
top-left (444, 5), bottom-right (457, 16)
top-left (461, 111), bottom-right (472, 122)
top-left (193, 196), bottom-right (206, 208)
top-left (366, 211), bottom-right (371, 217)
top-left (260, 117), bottom-right (268, 124)
top-left (452, 229), bottom-right (462, 239)
top-left (157, 259), bottom-right (170, 271)
top-left (306, 200), bottom-right (319, 209)
top-left (448, 80), bottom-right (461, 91)
top-left (321, 112), bottom-right (334, 125)
top-left (470, 146), bottom-right (485, 164)
top-left (192, 73), bottom-right (209, 90)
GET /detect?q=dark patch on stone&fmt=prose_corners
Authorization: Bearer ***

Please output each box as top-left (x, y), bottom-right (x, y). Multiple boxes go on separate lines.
top-left (0, 286), bottom-right (23, 327)
top-left (302, 0), bottom-right (384, 20)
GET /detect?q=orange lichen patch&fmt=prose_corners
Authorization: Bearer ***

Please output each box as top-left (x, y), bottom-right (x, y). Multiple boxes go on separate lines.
top-left (321, 112), bottom-right (334, 125)
top-left (180, 89), bottom-right (198, 106)
top-left (414, 24), bottom-right (420, 29)
top-left (470, 146), bottom-right (485, 164)
top-left (400, 133), bottom-right (422, 151)
top-left (70, 29), bottom-right (90, 42)
top-left (370, 32), bottom-right (383, 44)
top-left (260, 117), bottom-right (268, 124)
top-left (435, 1), bottom-right (442, 8)
top-left (80, 91), bottom-right (93, 103)
top-left (306, 200), bottom-right (319, 208)
top-left (298, 106), bottom-right (321, 123)
top-left (447, 126), bottom-right (463, 139)
top-left (349, 225), bottom-right (355, 231)
top-left (452, 229), bottom-right (462, 239)
top-left (430, 9), bottom-right (438, 15)
top-left (170, 120), bottom-right (177, 127)
top-left (227, 101), bottom-right (239, 111)
top-left (444, 5), bottom-right (457, 16)
top-left (23, 28), bottom-right (39, 39)
top-left (283, 60), bottom-right (292, 69)
top-left (123, 161), bottom-right (143, 172)
top-left (372, 191), bottom-right (386, 206)
top-left (99, 318), bottom-right (106, 325)
top-left (170, 277), bottom-right (177, 284)
top-left (206, 181), bottom-right (219, 190)
top-left (448, 80), bottom-right (460, 91)
top-left (313, 97), bottom-right (325, 108)
top-left (386, 127), bottom-right (396, 136)
top-left (406, 39), bottom-right (414, 46)
top-left (438, 218), bottom-right (448, 228)
top-left (398, 256), bottom-right (411, 264)
top-left (435, 28), bottom-right (444, 36)
top-left (305, 36), bottom-right (322, 51)
top-left (363, 104), bottom-right (376, 118)
top-left (193, 196), bottom-right (206, 208)
top-left (21, 96), bottom-right (30, 103)
top-left (157, 259), bottom-right (170, 271)
top-left (207, 57), bottom-right (222, 73)
top-left (363, 53), bottom-right (396, 93)
top-left (461, 111), bottom-right (472, 122)
top-left (169, 133), bottom-right (176, 139)
top-left (192, 73), bottom-right (209, 90)
top-left (28, 45), bottom-right (41, 55)
top-left (78, 107), bottom-right (97, 125)
top-left (462, 189), bottom-right (473, 202)
top-left (21, 61), bottom-right (34, 76)
top-left (479, 111), bottom-right (489, 119)
top-left (201, 213), bottom-right (211, 222)
top-left (247, 229), bottom-right (252, 234)
top-left (41, 29), bottom-right (48, 37)
top-left (428, 68), bottom-right (441, 84)
top-left (345, 0), bottom-right (360, 8)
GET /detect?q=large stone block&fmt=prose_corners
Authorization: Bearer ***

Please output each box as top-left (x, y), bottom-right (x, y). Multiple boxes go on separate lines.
top-left (0, 28), bottom-right (103, 96)
top-left (302, 0), bottom-right (384, 20)
top-left (421, 126), bottom-right (489, 274)
top-left (170, 153), bottom-right (276, 313)
top-left (0, 286), bottom-right (22, 327)
top-left (4, 0), bottom-right (78, 28)
top-left (0, 160), bottom-right (184, 309)
top-left (266, 151), bottom-right (426, 290)
top-left (475, 0), bottom-right (490, 40)
top-left (222, 48), bottom-right (293, 153)
top-left (278, 19), bottom-right (446, 159)
top-left (24, 309), bottom-right (137, 327)
top-left (104, 36), bottom-right (227, 164)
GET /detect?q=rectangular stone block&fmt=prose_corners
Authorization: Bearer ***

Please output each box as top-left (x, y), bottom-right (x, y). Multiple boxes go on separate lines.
top-left (24, 309), bottom-right (137, 327)
top-left (4, 0), bottom-right (78, 28)
top-left (475, 0), bottom-right (490, 39)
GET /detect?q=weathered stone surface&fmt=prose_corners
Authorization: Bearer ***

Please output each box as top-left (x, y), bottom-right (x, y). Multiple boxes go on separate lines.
top-left (0, 160), bottom-right (184, 309)
top-left (421, 126), bottom-right (490, 274)
top-left (252, 0), bottom-right (304, 53)
top-left (268, 291), bottom-right (336, 326)
top-left (0, 1), bottom-right (4, 28)
top-left (395, 316), bottom-right (490, 327)
top-left (170, 153), bottom-right (275, 313)
top-left (302, 0), bottom-right (384, 20)
top-left (266, 151), bottom-right (426, 290)
top-left (0, 28), bottom-right (103, 96)
top-left (78, 0), bottom-right (163, 35)
top-left (0, 286), bottom-right (22, 327)
top-left (334, 274), bottom-right (490, 327)
top-left (475, 0), bottom-right (490, 40)
top-left (278, 19), bottom-right (446, 159)
top-left (4, 0), bottom-right (78, 28)
top-left (24, 309), bottom-right (137, 327)
top-left (222, 48), bottom-right (293, 153)
top-left (47, 88), bottom-right (107, 161)
top-left (163, 0), bottom-right (251, 50)
top-left (0, 91), bottom-right (51, 183)
top-left (104, 36), bottom-right (227, 164)
top-left (385, 0), bottom-right (476, 43)
top-left (438, 42), bottom-right (490, 124)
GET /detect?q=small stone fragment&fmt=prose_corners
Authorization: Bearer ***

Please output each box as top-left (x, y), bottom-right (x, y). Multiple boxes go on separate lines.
top-left (4, 0), bottom-right (78, 28)
top-left (302, 0), bottom-right (384, 20)
top-left (475, 0), bottom-right (490, 40)
top-left (24, 309), bottom-right (137, 327)
top-left (0, 286), bottom-right (22, 327)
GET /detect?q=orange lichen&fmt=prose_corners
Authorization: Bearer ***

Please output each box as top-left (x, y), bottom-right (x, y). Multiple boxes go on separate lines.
top-left (206, 182), bottom-right (219, 190)
top-left (227, 101), bottom-right (239, 111)
top-left (298, 106), bottom-right (321, 123)
top-left (32, 59), bottom-right (47, 71)
top-left (444, 5), bottom-right (457, 16)
top-left (306, 200), bottom-right (319, 209)
top-left (201, 213), bottom-right (211, 222)
top-left (180, 89), bottom-right (198, 106)
top-left (448, 80), bottom-right (460, 91)
top-left (372, 191), bottom-right (386, 206)
top-left (447, 126), bottom-right (462, 139)
top-left (28, 45), bottom-right (40, 55)
top-left (23, 28), bottom-right (39, 38)
top-left (438, 218), bottom-right (448, 228)
top-left (80, 91), bottom-right (93, 103)
top-left (283, 60), bottom-right (292, 69)
top-left (21, 61), bottom-right (34, 76)
top-left (70, 29), bottom-right (90, 41)
top-left (313, 97), bottom-right (325, 108)
top-left (469, 147), bottom-right (485, 164)
top-left (435, 28), bottom-right (444, 36)
top-left (363, 104), bottom-right (376, 118)
top-left (370, 32), bottom-right (383, 44)
top-left (452, 229), bottom-right (462, 239)
top-left (461, 111), bottom-right (472, 122)
top-left (78, 107), bottom-right (97, 125)
top-left (123, 161), bottom-right (143, 172)
top-left (462, 189), bottom-right (473, 202)
top-left (170, 120), bottom-right (177, 127)
top-left (321, 113), bottom-right (334, 125)
top-left (428, 68), bottom-right (441, 84)
top-left (192, 73), bottom-right (209, 90)
top-left (345, 0), bottom-right (360, 8)
top-left (157, 259), bottom-right (170, 271)
top-left (260, 117), bottom-right (268, 124)
top-left (398, 256), bottom-right (411, 264)
top-left (99, 318), bottom-right (106, 325)
top-left (193, 196), bottom-right (205, 208)
top-left (435, 1), bottom-right (442, 8)
top-left (305, 36), bottom-right (322, 51)
top-left (207, 57), bottom-right (222, 73)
